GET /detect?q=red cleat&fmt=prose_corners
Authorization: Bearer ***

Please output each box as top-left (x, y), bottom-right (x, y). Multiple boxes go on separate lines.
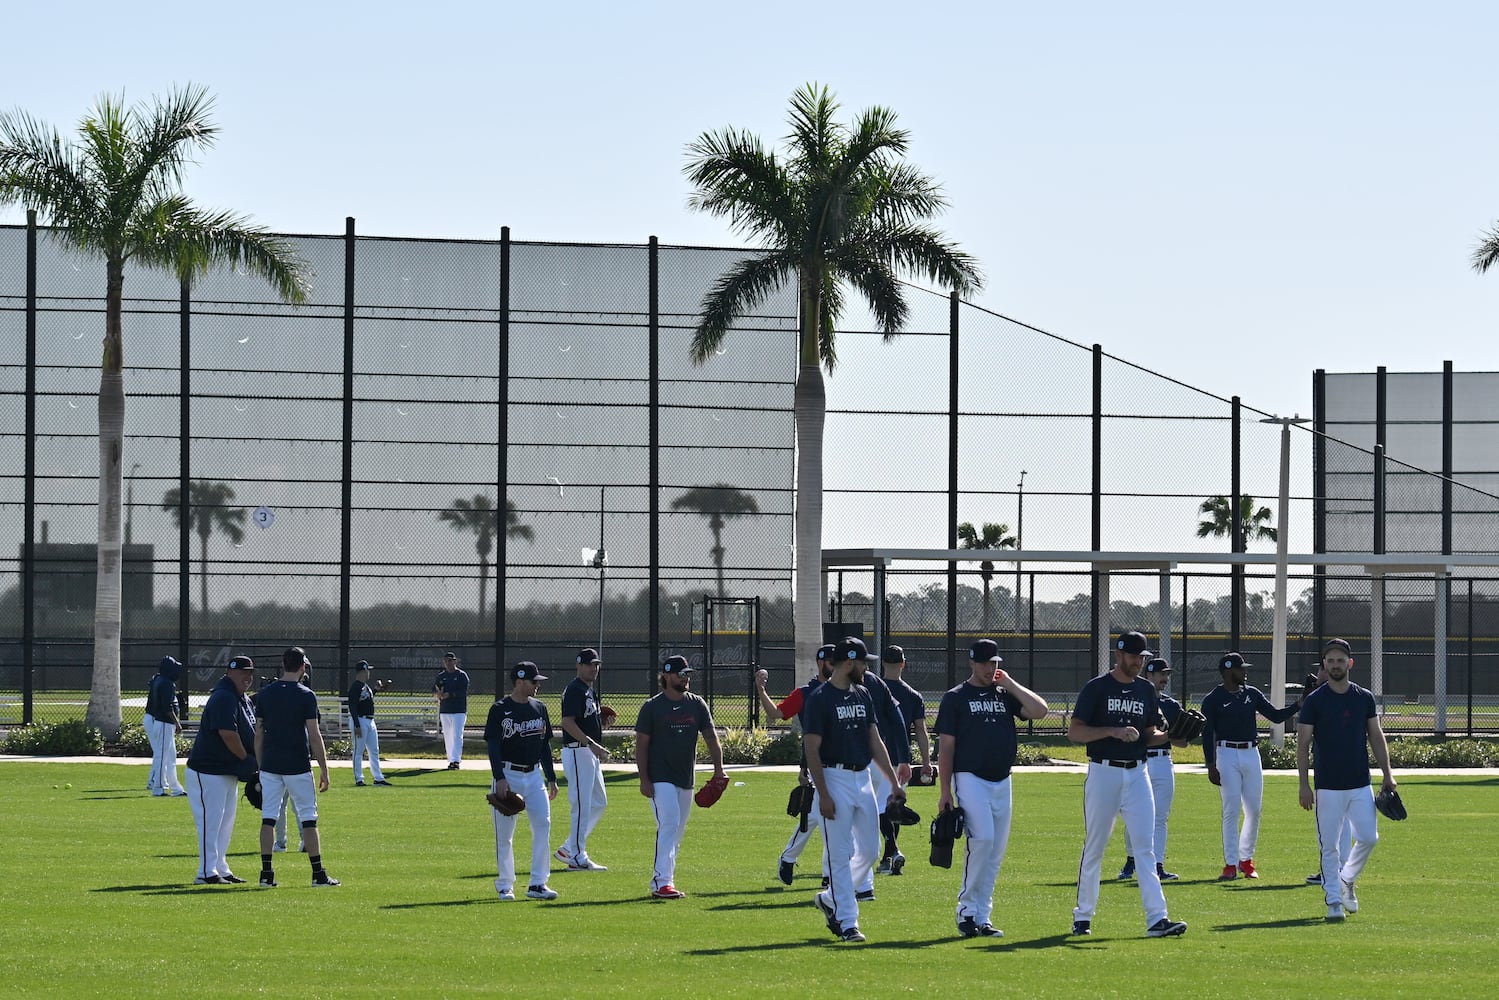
top-left (1239, 859), bottom-right (1258, 879)
top-left (651, 884), bottom-right (686, 899)
top-left (1218, 865), bottom-right (1238, 881)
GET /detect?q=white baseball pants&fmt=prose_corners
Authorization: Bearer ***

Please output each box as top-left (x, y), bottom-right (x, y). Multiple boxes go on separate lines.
top-left (1316, 785), bottom-right (1379, 906)
top-left (493, 766), bottom-right (552, 891)
top-left (352, 716), bottom-right (385, 783)
top-left (1123, 752), bottom-right (1174, 865)
top-left (149, 716), bottom-right (184, 794)
top-left (186, 768), bottom-right (240, 879)
top-left (648, 781), bottom-right (694, 891)
top-left (816, 766), bottom-right (880, 930)
top-left (955, 772), bottom-right (1013, 927)
top-left (559, 746), bottom-right (607, 861)
top-left (440, 712), bottom-right (466, 764)
top-left (1216, 744), bottom-right (1263, 865)
top-left (1073, 761), bottom-right (1168, 929)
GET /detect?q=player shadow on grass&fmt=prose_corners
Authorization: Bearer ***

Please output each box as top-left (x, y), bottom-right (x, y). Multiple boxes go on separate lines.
top-left (91, 884), bottom-right (193, 893)
top-left (1212, 916), bottom-right (1328, 931)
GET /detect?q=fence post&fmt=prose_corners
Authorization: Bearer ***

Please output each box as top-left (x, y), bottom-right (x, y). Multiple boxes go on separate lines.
top-left (649, 236), bottom-right (660, 668)
top-left (1092, 345), bottom-right (1103, 672)
top-left (339, 218), bottom-right (355, 692)
top-left (946, 290), bottom-right (959, 688)
top-left (22, 211), bottom-right (37, 724)
top-left (178, 276), bottom-right (192, 702)
top-left (1230, 395), bottom-right (1242, 649)
top-left (496, 226), bottom-right (511, 683)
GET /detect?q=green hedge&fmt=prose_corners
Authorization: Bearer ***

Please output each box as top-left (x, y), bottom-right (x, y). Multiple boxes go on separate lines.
top-left (1, 720), bottom-right (105, 756)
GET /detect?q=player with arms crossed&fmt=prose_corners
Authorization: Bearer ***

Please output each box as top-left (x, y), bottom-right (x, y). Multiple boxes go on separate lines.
top-left (555, 647), bottom-right (611, 872)
top-left (803, 636), bottom-right (906, 944)
top-left (1296, 638), bottom-right (1396, 921)
top-left (1068, 631), bottom-right (1186, 938)
top-left (635, 655), bottom-right (725, 900)
top-left (1201, 652), bottom-right (1304, 880)
top-left (755, 643), bottom-right (836, 886)
top-left (254, 647), bottom-right (339, 888)
top-left (486, 661), bottom-right (560, 901)
top-left (936, 639), bottom-right (1049, 938)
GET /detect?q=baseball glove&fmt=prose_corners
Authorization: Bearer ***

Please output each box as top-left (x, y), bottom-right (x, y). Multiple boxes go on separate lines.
top-left (1167, 708), bottom-right (1206, 742)
top-left (1374, 787), bottom-right (1407, 821)
top-left (929, 806), bottom-right (965, 868)
top-left (599, 706), bottom-right (618, 728)
top-left (787, 783), bottom-right (814, 832)
top-left (487, 789), bottom-right (525, 816)
top-left (234, 754), bottom-right (260, 782)
top-left (1301, 672), bottom-right (1321, 696)
top-left (694, 773), bottom-right (730, 808)
top-left (884, 799), bottom-right (921, 827)
top-left (243, 772), bottom-right (263, 810)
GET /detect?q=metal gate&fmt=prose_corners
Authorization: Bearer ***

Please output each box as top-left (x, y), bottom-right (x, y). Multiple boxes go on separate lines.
top-left (694, 596), bottom-right (761, 727)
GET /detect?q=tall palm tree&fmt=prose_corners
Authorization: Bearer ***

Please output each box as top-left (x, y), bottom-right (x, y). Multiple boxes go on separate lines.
top-left (1196, 495), bottom-right (1278, 548)
top-left (684, 83), bottom-right (983, 669)
top-left (439, 495), bottom-right (533, 620)
top-left (671, 484), bottom-right (761, 598)
top-left (1471, 224), bottom-right (1499, 273)
top-left (162, 480), bottom-right (247, 615)
top-left (956, 521), bottom-right (1015, 631)
top-left (0, 86), bottom-right (309, 736)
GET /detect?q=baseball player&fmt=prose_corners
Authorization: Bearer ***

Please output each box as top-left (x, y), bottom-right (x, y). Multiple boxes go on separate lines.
top-left (254, 647), bottom-right (339, 888)
top-left (804, 636), bottom-right (907, 944)
top-left (936, 639), bottom-right (1049, 938)
top-left (555, 647), bottom-right (611, 871)
top-left (1296, 638), bottom-right (1396, 921)
top-left (1301, 659), bottom-right (1353, 886)
top-left (858, 656), bottom-right (909, 891)
top-left (184, 655), bottom-right (258, 885)
top-left (1068, 630), bottom-right (1186, 938)
top-left (1118, 656), bottom-right (1188, 882)
top-left (1201, 651), bottom-right (1304, 880)
top-left (878, 644), bottom-right (933, 874)
top-left (145, 656), bottom-right (187, 796)
top-left (433, 651), bottom-right (470, 769)
top-left (635, 655), bottom-right (725, 900)
top-left (485, 661), bottom-right (560, 901)
top-left (755, 643), bottom-right (836, 886)
top-left (346, 660), bottom-right (391, 787)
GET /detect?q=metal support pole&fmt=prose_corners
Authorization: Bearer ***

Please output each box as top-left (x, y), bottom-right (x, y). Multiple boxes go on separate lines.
top-left (22, 211), bottom-right (36, 724)
top-left (339, 218), bottom-right (355, 695)
top-left (1092, 345), bottom-right (1103, 670)
top-left (1435, 572), bottom-right (1448, 736)
top-left (648, 236), bottom-right (660, 668)
top-left (1263, 415), bottom-right (1306, 745)
top-left (178, 278), bottom-right (192, 684)
top-left (1230, 396), bottom-right (1242, 649)
top-left (947, 291), bottom-right (959, 689)
top-left (496, 227), bottom-right (511, 679)
top-left (1157, 569), bottom-right (1173, 668)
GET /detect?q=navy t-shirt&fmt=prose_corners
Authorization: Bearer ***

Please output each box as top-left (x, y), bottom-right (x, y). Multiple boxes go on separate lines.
top-left (935, 681), bottom-right (1024, 782)
top-left (886, 676), bottom-right (927, 737)
top-left (804, 682), bottom-right (876, 770)
top-left (861, 673), bottom-right (910, 766)
top-left (256, 680), bottom-right (320, 776)
top-left (434, 668), bottom-right (470, 714)
top-left (346, 679), bottom-right (376, 719)
top-left (1297, 683), bottom-right (1377, 790)
top-left (186, 677), bottom-right (257, 775)
top-left (560, 677), bottom-right (603, 744)
top-left (635, 692), bottom-right (714, 788)
top-left (1200, 684), bottom-right (1301, 763)
top-left (1072, 672), bottom-right (1160, 762)
top-left (484, 696), bottom-right (556, 778)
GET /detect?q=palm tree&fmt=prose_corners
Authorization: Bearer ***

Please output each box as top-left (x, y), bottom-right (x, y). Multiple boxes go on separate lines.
top-left (0, 86), bottom-right (309, 736)
top-left (671, 484), bottom-right (761, 598)
top-left (1196, 495), bottom-right (1278, 548)
top-left (684, 83), bottom-right (983, 669)
top-left (439, 495), bottom-right (533, 620)
top-left (1471, 224), bottom-right (1499, 273)
top-left (956, 521), bottom-right (1016, 631)
top-left (162, 480), bottom-right (247, 615)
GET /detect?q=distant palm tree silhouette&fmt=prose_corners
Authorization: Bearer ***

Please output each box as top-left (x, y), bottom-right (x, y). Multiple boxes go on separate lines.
top-left (162, 480), bottom-right (247, 614)
top-left (439, 495), bottom-right (533, 619)
top-left (957, 521), bottom-right (1016, 632)
top-left (672, 484), bottom-right (760, 598)
top-left (1196, 495), bottom-right (1277, 549)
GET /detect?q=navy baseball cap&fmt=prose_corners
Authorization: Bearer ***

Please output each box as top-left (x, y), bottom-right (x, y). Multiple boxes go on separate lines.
top-left (159, 655), bottom-right (181, 671)
top-left (1322, 638), bottom-right (1352, 655)
top-left (443, 651), bottom-right (457, 660)
top-left (354, 660), bottom-right (370, 673)
top-left (882, 645), bottom-right (905, 664)
top-left (1220, 652), bottom-right (1248, 671)
top-left (512, 661), bottom-right (548, 681)
top-left (1115, 631), bottom-right (1149, 655)
top-left (227, 655), bottom-right (254, 671)
top-left (1145, 657), bottom-right (1171, 673)
top-left (835, 636), bottom-right (879, 663)
top-left (661, 655), bottom-right (693, 674)
top-left (815, 643), bottom-right (837, 661)
top-left (968, 639), bottom-right (1003, 663)
top-left (577, 647), bottom-right (602, 665)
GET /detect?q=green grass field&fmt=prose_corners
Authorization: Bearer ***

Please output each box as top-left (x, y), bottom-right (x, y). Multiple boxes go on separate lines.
top-left (1, 763), bottom-right (1495, 998)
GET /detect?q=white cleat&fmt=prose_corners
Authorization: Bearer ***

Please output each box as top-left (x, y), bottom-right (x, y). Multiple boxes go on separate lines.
top-left (1340, 880), bottom-right (1358, 914)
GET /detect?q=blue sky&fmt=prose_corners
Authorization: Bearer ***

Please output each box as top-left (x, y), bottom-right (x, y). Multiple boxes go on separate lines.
top-left (4, 0), bottom-right (1497, 427)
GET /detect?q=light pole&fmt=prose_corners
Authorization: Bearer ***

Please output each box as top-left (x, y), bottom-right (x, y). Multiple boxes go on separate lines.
top-left (1260, 415), bottom-right (1308, 744)
top-left (126, 463), bottom-right (141, 546)
top-left (1014, 470), bottom-right (1026, 632)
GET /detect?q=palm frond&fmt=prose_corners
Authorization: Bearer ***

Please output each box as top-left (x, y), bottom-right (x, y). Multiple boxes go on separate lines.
top-left (847, 222), bottom-right (984, 297)
top-left (818, 276), bottom-right (842, 371)
top-left (785, 83), bottom-right (841, 171)
top-left (690, 250), bottom-right (797, 364)
top-left (861, 159), bottom-right (950, 227)
top-left (119, 85), bottom-right (219, 212)
top-left (0, 108), bottom-right (102, 238)
top-left (684, 128), bottom-right (793, 242)
top-left (131, 197), bottom-right (309, 302)
top-left (828, 244), bottom-right (908, 335)
top-left (1473, 225), bottom-right (1499, 274)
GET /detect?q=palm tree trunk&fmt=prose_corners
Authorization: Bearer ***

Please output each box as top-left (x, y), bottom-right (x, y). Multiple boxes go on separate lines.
top-left (981, 578), bottom-right (991, 633)
top-left (793, 268), bottom-right (827, 671)
top-left (199, 530), bottom-right (210, 616)
top-left (711, 517), bottom-right (726, 599)
top-left (478, 553), bottom-right (489, 623)
top-left (87, 258), bottom-right (126, 738)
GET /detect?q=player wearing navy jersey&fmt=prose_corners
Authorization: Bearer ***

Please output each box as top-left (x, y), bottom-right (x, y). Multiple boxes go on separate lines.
top-left (1296, 638), bottom-right (1396, 921)
top-left (556, 647), bottom-right (611, 872)
top-left (1201, 651), bottom-right (1303, 880)
top-left (1068, 631), bottom-right (1185, 938)
top-left (1300, 660), bottom-right (1353, 886)
top-left (755, 643), bottom-right (836, 886)
top-left (879, 645), bottom-right (932, 876)
top-left (936, 639), bottom-right (1049, 938)
top-left (486, 662), bottom-right (560, 901)
top-left (185, 656), bottom-right (258, 884)
top-left (346, 660), bottom-right (390, 787)
top-left (433, 651), bottom-right (470, 769)
top-left (805, 636), bottom-right (906, 944)
top-left (145, 656), bottom-right (186, 796)
top-left (636, 655), bottom-right (725, 900)
top-left (254, 647), bottom-right (338, 888)
top-left (858, 665), bottom-right (908, 894)
top-left (1118, 657), bottom-right (1188, 882)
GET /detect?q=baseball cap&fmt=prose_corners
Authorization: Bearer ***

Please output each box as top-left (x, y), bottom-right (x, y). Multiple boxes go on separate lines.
top-left (834, 636), bottom-right (879, 663)
top-left (227, 655), bottom-right (254, 671)
top-left (159, 655), bottom-right (181, 672)
top-left (354, 660), bottom-right (370, 673)
top-left (1220, 652), bottom-right (1248, 671)
top-left (1115, 631), bottom-right (1149, 655)
top-left (282, 646), bottom-right (309, 672)
top-left (1322, 638), bottom-right (1352, 655)
top-left (661, 655), bottom-right (693, 674)
top-left (1145, 657), bottom-right (1171, 673)
top-left (881, 644), bottom-right (905, 664)
top-left (968, 639), bottom-right (1003, 663)
top-left (576, 647), bottom-right (602, 665)
top-left (815, 643), bottom-right (837, 661)
top-left (443, 651), bottom-right (457, 660)
top-left (512, 661), bottom-right (548, 681)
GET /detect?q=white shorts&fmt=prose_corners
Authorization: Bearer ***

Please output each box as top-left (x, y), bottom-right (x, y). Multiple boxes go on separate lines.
top-left (261, 771), bottom-right (319, 825)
